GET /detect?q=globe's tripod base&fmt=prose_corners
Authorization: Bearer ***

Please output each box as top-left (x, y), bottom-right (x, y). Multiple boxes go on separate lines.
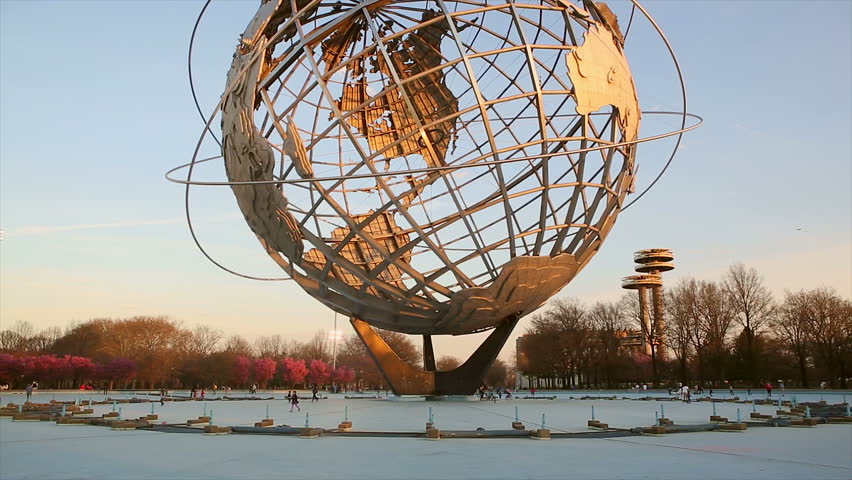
top-left (351, 316), bottom-right (520, 396)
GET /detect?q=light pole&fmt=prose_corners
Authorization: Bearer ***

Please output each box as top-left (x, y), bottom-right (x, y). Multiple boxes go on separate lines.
top-left (332, 313), bottom-right (338, 371)
top-left (329, 313), bottom-right (344, 391)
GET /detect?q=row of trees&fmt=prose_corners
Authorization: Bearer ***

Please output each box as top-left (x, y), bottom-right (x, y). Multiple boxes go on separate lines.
top-left (0, 316), bottom-right (511, 390)
top-left (0, 354), bottom-right (136, 389)
top-left (0, 317), bottom-right (365, 389)
top-left (520, 264), bottom-right (851, 389)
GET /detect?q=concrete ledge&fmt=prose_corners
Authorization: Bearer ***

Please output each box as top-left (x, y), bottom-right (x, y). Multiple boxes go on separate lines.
top-left (203, 425), bottom-right (232, 435)
top-left (439, 429), bottom-right (529, 439)
top-left (56, 417), bottom-right (92, 425)
top-left (300, 427), bottom-right (323, 438)
top-left (588, 420), bottom-right (609, 430)
top-left (827, 417), bottom-right (852, 423)
top-left (717, 423), bottom-right (748, 432)
top-left (187, 416), bottom-right (211, 426)
top-left (13, 414), bottom-right (52, 422)
top-left (642, 426), bottom-right (667, 435)
top-left (231, 426), bottom-right (303, 435)
top-left (111, 420), bottom-right (140, 430)
top-left (790, 418), bottom-right (819, 427)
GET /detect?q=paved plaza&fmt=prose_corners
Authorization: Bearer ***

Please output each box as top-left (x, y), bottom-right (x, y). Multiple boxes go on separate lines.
top-left (1, 390), bottom-right (850, 479)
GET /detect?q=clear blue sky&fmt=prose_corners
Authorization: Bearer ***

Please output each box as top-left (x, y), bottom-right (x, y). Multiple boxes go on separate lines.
top-left (1, 1), bottom-right (850, 361)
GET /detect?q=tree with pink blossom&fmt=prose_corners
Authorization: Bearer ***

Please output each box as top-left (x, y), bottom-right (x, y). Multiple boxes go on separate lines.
top-left (279, 357), bottom-right (308, 387)
top-left (22, 355), bottom-right (62, 386)
top-left (252, 357), bottom-right (277, 387)
top-left (332, 366), bottom-right (355, 386)
top-left (232, 355), bottom-right (251, 387)
top-left (69, 356), bottom-right (96, 380)
top-left (97, 358), bottom-right (137, 389)
top-left (307, 359), bottom-right (331, 387)
top-left (0, 354), bottom-right (22, 387)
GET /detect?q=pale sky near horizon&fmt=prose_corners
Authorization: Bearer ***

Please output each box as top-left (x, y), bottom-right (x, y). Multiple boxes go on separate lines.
top-left (1, 0), bottom-right (850, 362)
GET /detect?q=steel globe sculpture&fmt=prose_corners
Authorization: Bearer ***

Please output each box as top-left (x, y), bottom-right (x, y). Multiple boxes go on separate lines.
top-left (170, 0), bottom-right (700, 395)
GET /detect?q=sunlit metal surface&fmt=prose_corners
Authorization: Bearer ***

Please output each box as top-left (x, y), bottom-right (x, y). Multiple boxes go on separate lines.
top-left (171, 0), bottom-right (699, 394)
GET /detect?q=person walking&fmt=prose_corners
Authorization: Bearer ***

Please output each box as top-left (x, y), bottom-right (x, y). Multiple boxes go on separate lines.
top-left (766, 382), bottom-right (772, 397)
top-left (729, 384), bottom-right (734, 396)
top-left (25, 383), bottom-right (33, 402)
top-left (290, 391), bottom-right (300, 412)
top-left (312, 385), bottom-right (319, 402)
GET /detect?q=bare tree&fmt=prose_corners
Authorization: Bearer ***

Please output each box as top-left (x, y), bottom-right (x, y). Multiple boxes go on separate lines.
top-left (189, 325), bottom-right (223, 355)
top-left (223, 335), bottom-right (255, 357)
top-left (665, 283), bottom-right (694, 385)
top-left (50, 319), bottom-right (111, 361)
top-left (801, 287), bottom-right (852, 387)
top-left (29, 327), bottom-right (63, 353)
top-left (531, 297), bottom-right (592, 387)
top-left (254, 334), bottom-right (286, 358)
top-left (723, 263), bottom-right (775, 383)
top-left (11, 321), bottom-right (35, 342)
top-left (297, 330), bottom-right (330, 362)
top-left (588, 300), bottom-right (626, 388)
top-left (484, 358), bottom-right (508, 387)
top-left (671, 278), bottom-right (709, 383)
top-left (0, 330), bottom-right (22, 352)
top-left (773, 291), bottom-right (812, 387)
top-left (696, 280), bottom-right (736, 382)
top-left (436, 355), bottom-right (461, 372)
top-left (0, 321), bottom-right (37, 352)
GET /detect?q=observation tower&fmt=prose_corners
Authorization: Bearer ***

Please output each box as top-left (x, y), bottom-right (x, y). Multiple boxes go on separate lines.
top-left (622, 249), bottom-right (674, 380)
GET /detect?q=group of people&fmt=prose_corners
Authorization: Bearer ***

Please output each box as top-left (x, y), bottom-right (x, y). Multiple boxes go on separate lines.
top-left (189, 387), bottom-right (206, 399)
top-left (477, 385), bottom-right (512, 400)
top-left (668, 380), bottom-right (787, 403)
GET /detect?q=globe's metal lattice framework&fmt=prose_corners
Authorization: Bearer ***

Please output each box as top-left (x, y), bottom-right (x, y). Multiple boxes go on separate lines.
top-left (169, 0), bottom-right (700, 395)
